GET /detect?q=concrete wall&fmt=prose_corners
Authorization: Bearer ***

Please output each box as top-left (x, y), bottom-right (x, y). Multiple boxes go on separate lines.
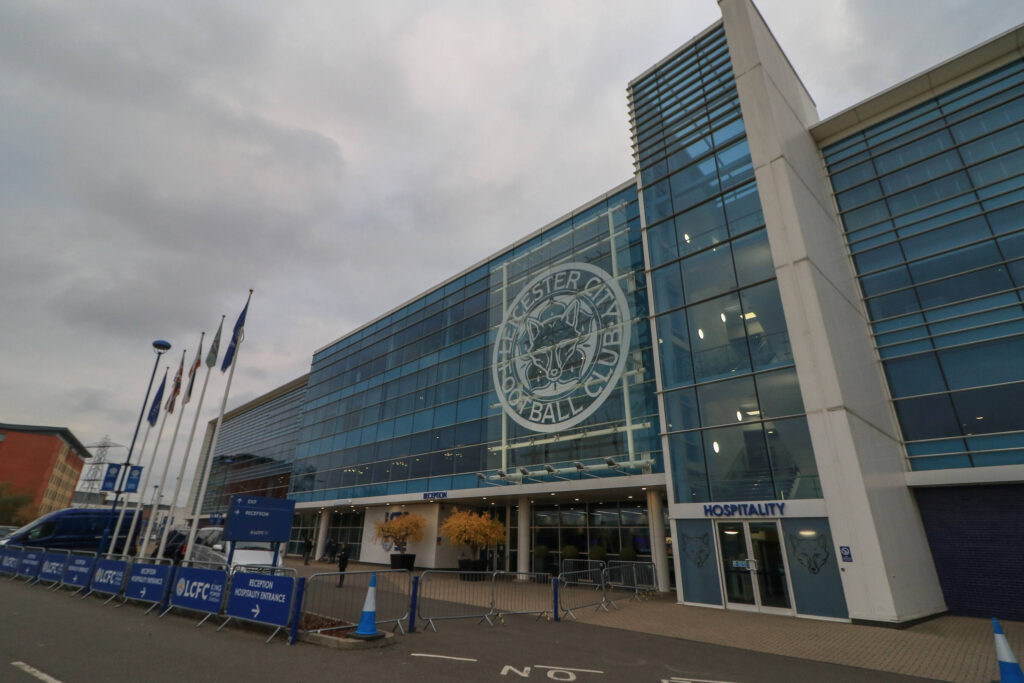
top-left (719, 0), bottom-right (946, 623)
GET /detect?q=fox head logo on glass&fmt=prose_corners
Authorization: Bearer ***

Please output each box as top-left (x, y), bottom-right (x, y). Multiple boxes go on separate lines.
top-left (493, 262), bottom-right (630, 433)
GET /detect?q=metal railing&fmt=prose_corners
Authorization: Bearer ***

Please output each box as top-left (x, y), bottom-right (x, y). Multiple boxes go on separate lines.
top-left (606, 561), bottom-right (657, 600)
top-left (301, 570), bottom-right (411, 635)
top-left (558, 568), bottom-right (618, 620)
top-left (560, 559), bottom-right (605, 584)
top-left (416, 570), bottom-right (495, 630)
top-left (490, 571), bottom-right (553, 622)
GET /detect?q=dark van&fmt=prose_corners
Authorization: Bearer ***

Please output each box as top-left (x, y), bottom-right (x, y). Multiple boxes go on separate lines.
top-left (0, 507), bottom-right (140, 554)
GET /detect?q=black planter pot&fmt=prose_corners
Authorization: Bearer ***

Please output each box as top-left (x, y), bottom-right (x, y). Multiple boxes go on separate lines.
top-left (458, 558), bottom-right (487, 579)
top-left (390, 553), bottom-right (415, 570)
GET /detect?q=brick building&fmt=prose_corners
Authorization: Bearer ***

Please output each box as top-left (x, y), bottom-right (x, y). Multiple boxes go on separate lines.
top-left (0, 423), bottom-right (91, 518)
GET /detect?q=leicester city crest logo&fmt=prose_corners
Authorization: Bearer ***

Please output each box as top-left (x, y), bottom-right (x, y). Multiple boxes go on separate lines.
top-left (175, 578), bottom-right (186, 596)
top-left (492, 262), bottom-right (630, 433)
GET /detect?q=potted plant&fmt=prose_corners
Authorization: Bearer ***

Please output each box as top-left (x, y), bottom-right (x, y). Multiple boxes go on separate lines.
top-left (374, 512), bottom-right (426, 570)
top-left (619, 545), bottom-right (638, 562)
top-left (533, 544), bottom-right (550, 574)
top-left (439, 507), bottom-right (505, 575)
top-left (589, 544), bottom-right (607, 562)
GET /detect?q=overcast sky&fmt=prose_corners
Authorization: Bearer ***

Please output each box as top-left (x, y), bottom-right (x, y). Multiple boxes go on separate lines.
top-left (2, 0), bottom-right (1021, 506)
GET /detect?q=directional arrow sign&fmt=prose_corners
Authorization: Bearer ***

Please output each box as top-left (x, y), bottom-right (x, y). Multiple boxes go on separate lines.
top-left (252, 604), bottom-right (260, 618)
top-left (225, 571), bottom-right (293, 627)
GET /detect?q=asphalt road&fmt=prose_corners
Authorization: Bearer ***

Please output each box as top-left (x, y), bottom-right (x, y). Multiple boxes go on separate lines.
top-left (0, 578), bottom-right (940, 683)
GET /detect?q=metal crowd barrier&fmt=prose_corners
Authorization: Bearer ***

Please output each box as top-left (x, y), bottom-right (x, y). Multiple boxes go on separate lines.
top-left (606, 561), bottom-right (657, 600)
top-left (560, 559), bottom-right (605, 584)
top-left (60, 550), bottom-right (98, 594)
top-left (36, 548), bottom-right (71, 588)
top-left (490, 571), bottom-right (553, 622)
top-left (416, 570), bottom-right (495, 630)
top-left (301, 570), bottom-right (411, 635)
top-left (558, 568), bottom-right (618, 620)
top-left (1, 545), bottom-right (24, 577)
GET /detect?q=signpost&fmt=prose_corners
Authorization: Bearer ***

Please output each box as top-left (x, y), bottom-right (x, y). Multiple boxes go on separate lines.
top-left (223, 495), bottom-right (295, 567)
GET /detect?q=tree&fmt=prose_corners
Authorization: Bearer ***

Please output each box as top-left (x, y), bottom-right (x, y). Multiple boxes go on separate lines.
top-left (373, 512), bottom-right (426, 554)
top-left (439, 508), bottom-right (505, 560)
top-left (0, 483), bottom-right (33, 526)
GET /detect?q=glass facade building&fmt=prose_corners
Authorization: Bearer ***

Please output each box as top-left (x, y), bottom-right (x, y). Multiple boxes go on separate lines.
top-left (193, 0), bottom-right (1024, 623)
top-left (824, 58), bottom-right (1024, 471)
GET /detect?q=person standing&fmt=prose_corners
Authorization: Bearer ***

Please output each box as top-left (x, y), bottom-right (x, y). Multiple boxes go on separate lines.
top-left (326, 538), bottom-right (338, 563)
top-left (303, 535), bottom-right (313, 565)
top-left (336, 542), bottom-right (351, 587)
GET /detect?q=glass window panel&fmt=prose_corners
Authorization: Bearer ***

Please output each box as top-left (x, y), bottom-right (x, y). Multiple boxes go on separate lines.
top-left (916, 266), bottom-right (1013, 311)
top-left (731, 229), bottom-right (774, 287)
top-left (853, 243), bottom-right (904, 273)
top-left (704, 424), bottom-right (774, 501)
top-left (669, 157), bottom-right (719, 212)
top-left (663, 387), bottom-right (699, 432)
top-left (668, 432), bottom-right (709, 503)
top-left (715, 138), bottom-right (754, 189)
top-left (697, 376), bottom-right (758, 428)
top-left (675, 196), bottom-right (728, 257)
top-left (874, 129), bottom-right (956, 175)
top-left (909, 241), bottom-right (1002, 284)
top-left (988, 201), bottom-right (1024, 235)
top-left (883, 353), bottom-right (946, 398)
top-left (842, 200), bottom-right (891, 233)
top-left (879, 151), bottom-right (960, 195)
top-left (764, 418), bottom-right (821, 499)
top-left (887, 172), bottom-right (972, 217)
top-left (740, 282), bottom-right (793, 370)
top-left (866, 289), bottom-right (921, 320)
top-left (831, 160), bottom-right (877, 192)
top-left (951, 382), bottom-right (1024, 436)
top-left (938, 336), bottom-right (1024, 390)
top-left (860, 266), bottom-right (912, 297)
top-left (651, 263), bottom-right (686, 312)
top-left (647, 220), bottom-right (679, 268)
top-left (682, 242), bottom-right (736, 303)
top-left (893, 394), bottom-right (963, 440)
top-left (723, 181), bottom-right (764, 235)
top-left (755, 367), bottom-right (805, 418)
top-left (589, 503), bottom-right (621, 527)
top-left (901, 216), bottom-right (991, 261)
top-left (968, 147), bottom-right (1024, 189)
top-left (689, 293), bottom-right (751, 382)
top-left (835, 180), bottom-right (883, 212)
top-left (657, 311), bottom-right (695, 389)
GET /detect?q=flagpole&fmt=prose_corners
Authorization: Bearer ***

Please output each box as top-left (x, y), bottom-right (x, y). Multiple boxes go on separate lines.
top-left (157, 330), bottom-right (209, 559)
top-left (185, 291), bottom-right (252, 562)
top-left (139, 349), bottom-right (187, 557)
top-left (112, 370), bottom-right (171, 556)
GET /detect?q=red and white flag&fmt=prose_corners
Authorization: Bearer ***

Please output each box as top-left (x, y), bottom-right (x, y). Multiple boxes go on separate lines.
top-left (183, 340), bottom-right (202, 405)
top-left (165, 352), bottom-right (184, 413)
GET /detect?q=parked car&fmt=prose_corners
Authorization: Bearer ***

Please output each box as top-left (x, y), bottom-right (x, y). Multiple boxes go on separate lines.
top-left (189, 526), bottom-right (284, 568)
top-left (0, 507), bottom-right (139, 553)
top-left (150, 527), bottom-right (189, 564)
top-left (0, 525), bottom-right (18, 538)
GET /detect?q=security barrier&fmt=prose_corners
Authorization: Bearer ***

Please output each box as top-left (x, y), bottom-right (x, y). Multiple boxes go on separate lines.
top-left (1, 545), bottom-right (24, 576)
top-left (163, 562), bottom-right (229, 625)
top-left (61, 551), bottom-right (98, 593)
top-left (122, 557), bottom-right (175, 613)
top-left (560, 559), bottom-right (605, 584)
top-left (86, 555), bottom-right (130, 604)
top-left (301, 570), bottom-right (411, 635)
top-left (37, 549), bottom-right (71, 587)
top-left (491, 571), bottom-right (553, 621)
top-left (16, 546), bottom-right (46, 582)
top-left (220, 566), bottom-right (298, 642)
top-left (606, 561), bottom-right (657, 600)
top-left (416, 570), bottom-right (495, 630)
top-left (558, 568), bottom-right (617, 620)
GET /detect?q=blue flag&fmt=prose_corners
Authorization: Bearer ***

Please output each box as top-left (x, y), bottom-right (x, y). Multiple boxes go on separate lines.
top-left (221, 298), bottom-right (249, 372)
top-left (147, 369), bottom-right (168, 426)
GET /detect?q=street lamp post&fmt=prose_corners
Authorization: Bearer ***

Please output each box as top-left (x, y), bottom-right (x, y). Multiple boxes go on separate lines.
top-left (98, 339), bottom-right (171, 554)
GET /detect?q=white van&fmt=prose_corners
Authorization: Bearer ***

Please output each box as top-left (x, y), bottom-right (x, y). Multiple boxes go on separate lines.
top-left (189, 527), bottom-right (284, 568)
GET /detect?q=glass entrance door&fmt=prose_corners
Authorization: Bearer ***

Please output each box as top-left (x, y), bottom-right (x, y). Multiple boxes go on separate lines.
top-left (716, 520), bottom-right (792, 613)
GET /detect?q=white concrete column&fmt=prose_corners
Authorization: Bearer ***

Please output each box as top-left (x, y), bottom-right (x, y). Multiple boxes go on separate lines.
top-left (315, 510), bottom-right (329, 562)
top-left (646, 489), bottom-right (671, 592)
top-left (517, 496), bottom-right (531, 575)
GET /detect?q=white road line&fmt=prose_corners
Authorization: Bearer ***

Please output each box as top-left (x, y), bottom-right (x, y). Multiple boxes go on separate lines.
top-left (535, 665), bottom-right (605, 674)
top-left (411, 653), bottom-right (478, 662)
top-left (11, 661), bottom-right (64, 683)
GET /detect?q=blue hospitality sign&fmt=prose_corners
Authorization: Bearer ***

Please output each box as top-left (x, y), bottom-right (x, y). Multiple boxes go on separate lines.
top-left (124, 465), bottom-right (144, 494)
top-left (423, 491), bottom-right (447, 500)
top-left (0, 547), bottom-right (19, 575)
top-left (17, 549), bottom-right (44, 580)
top-left (101, 463), bottom-right (122, 492)
top-left (91, 558), bottom-right (128, 595)
top-left (224, 495), bottom-right (295, 543)
top-left (63, 555), bottom-right (98, 588)
top-left (171, 566), bottom-right (227, 614)
top-left (39, 552), bottom-right (69, 583)
top-left (124, 562), bottom-right (171, 603)
top-left (225, 571), bottom-right (295, 627)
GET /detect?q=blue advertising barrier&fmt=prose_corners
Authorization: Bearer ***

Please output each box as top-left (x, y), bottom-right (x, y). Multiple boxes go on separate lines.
top-left (124, 561), bottom-right (173, 614)
top-left (221, 570), bottom-right (296, 642)
top-left (63, 552), bottom-right (98, 592)
top-left (38, 550), bottom-right (71, 586)
top-left (88, 557), bottom-right (129, 603)
top-left (1, 546), bottom-right (23, 576)
top-left (163, 565), bottom-right (228, 626)
top-left (17, 547), bottom-right (45, 581)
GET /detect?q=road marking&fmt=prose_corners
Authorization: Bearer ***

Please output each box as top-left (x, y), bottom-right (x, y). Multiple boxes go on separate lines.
top-left (535, 666), bottom-right (604, 674)
top-left (411, 653), bottom-right (478, 662)
top-left (11, 661), bottom-right (64, 683)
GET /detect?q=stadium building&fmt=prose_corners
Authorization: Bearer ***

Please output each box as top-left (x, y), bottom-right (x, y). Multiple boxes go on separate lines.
top-left (192, 0), bottom-right (1024, 624)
